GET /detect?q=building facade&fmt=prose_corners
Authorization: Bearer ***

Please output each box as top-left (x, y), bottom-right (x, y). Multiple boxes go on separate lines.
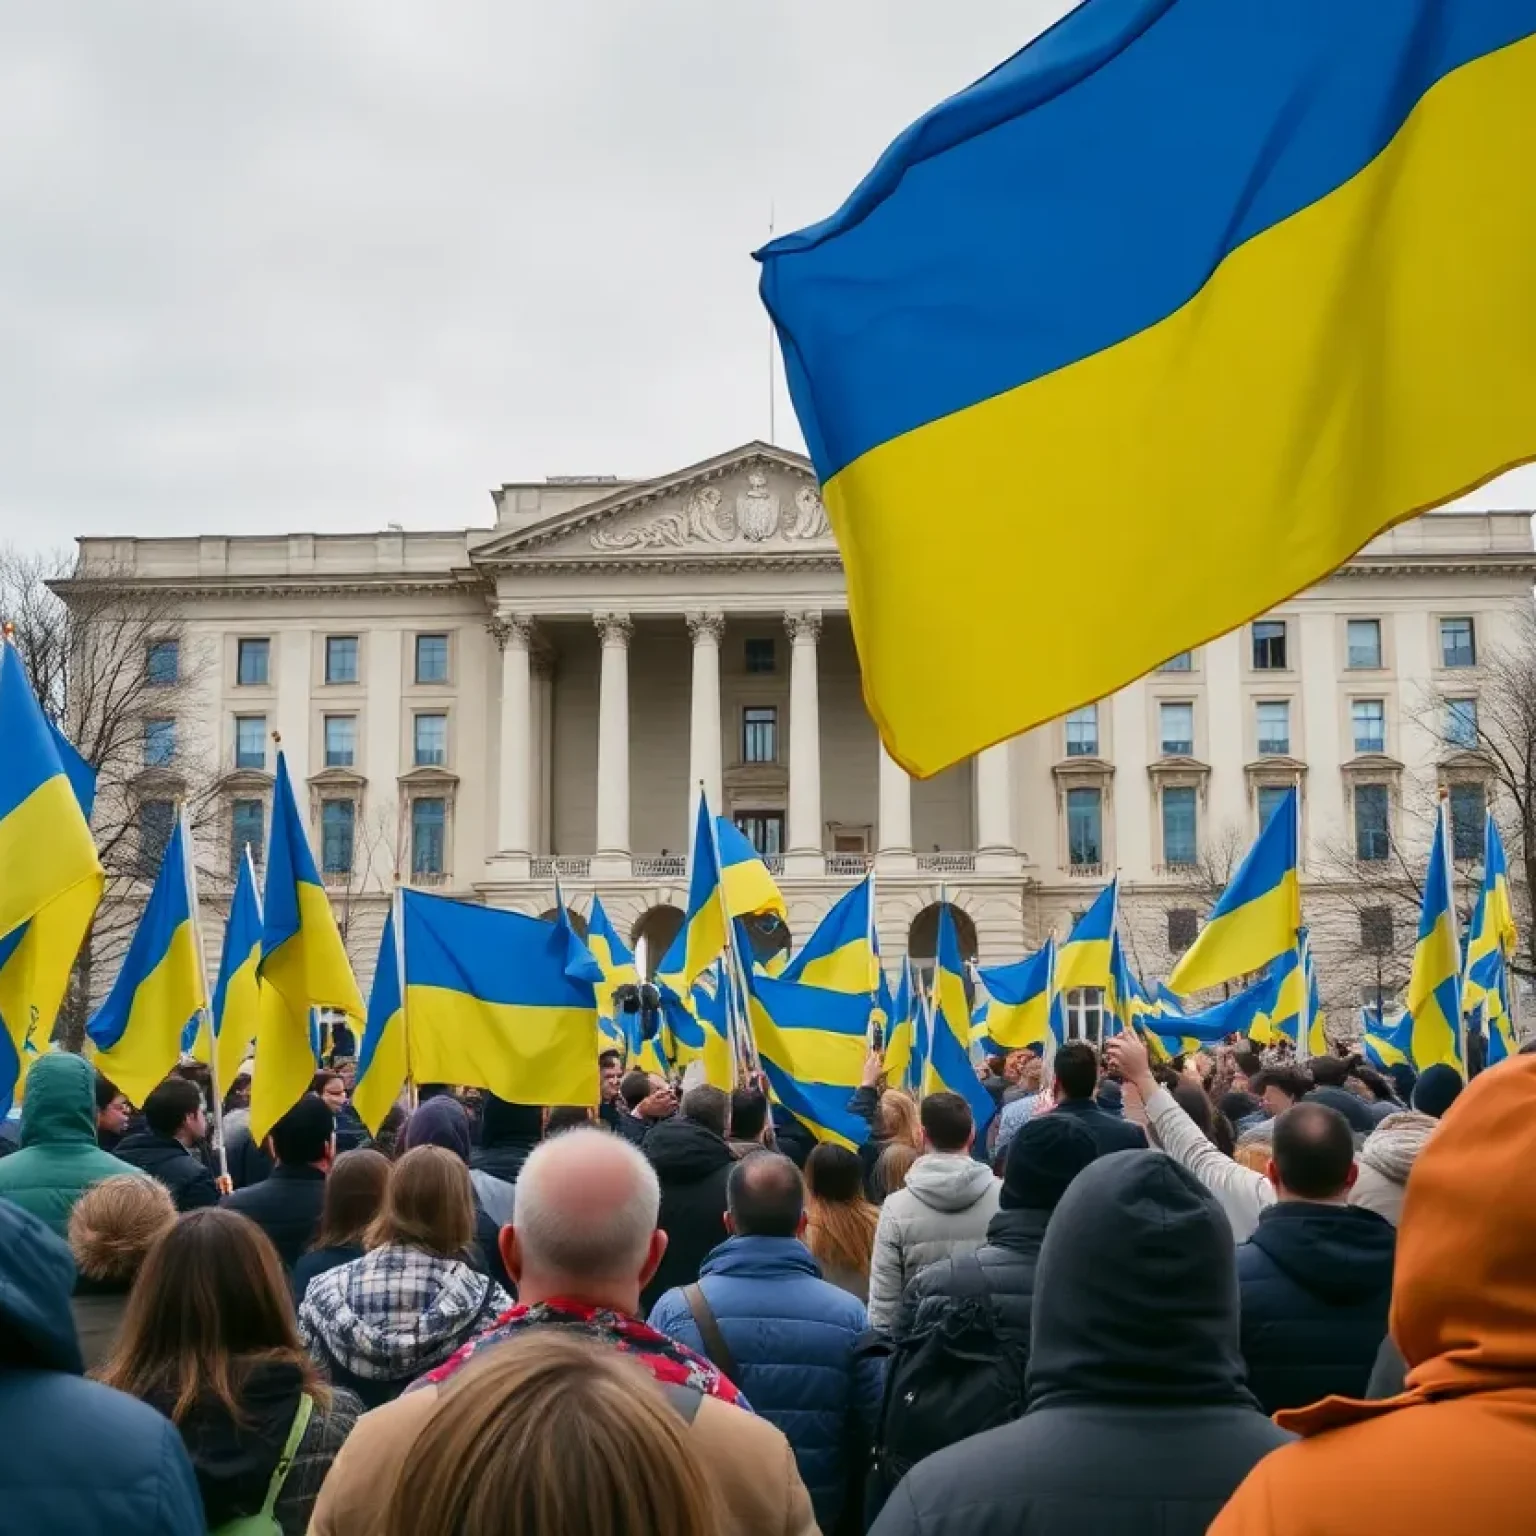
top-left (67, 442), bottom-right (1536, 1021)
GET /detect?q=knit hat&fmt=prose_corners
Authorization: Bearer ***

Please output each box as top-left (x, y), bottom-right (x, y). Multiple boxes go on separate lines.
top-left (1000, 1113), bottom-right (1098, 1212)
top-left (1411, 1063), bottom-right (1465, 1120)
top-left (1358, 1111), bottom-right (1438, 1186)
top-left (402, 1096), bottom-right (473, 1162)
top-left (1302, 1084), bottom-right (1380, 1136)
top-left (1094, 1080), bottom-right (1124, 1118)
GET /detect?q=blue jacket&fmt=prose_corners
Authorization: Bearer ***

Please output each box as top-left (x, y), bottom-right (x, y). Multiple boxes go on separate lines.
top-left (0, 1195), bottom-right (203, 1536)
top-left (1236, 1200), bottom-right (1396, 1414)
top-left (648, 1234), bottom-right (882, 1532)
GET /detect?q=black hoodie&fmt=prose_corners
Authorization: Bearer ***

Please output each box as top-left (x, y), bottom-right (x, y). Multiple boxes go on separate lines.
top-left (870, 1151), bottom-right (1293, 1536)
top-left (641, 1115), bottom-right (735, 1314)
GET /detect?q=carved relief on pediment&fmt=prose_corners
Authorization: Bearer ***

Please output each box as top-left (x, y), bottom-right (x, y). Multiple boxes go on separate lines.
top-left (589, 473), bottom-right (830, 553)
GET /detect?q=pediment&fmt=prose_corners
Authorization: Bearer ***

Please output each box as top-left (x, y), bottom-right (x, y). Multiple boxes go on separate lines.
top-left (471, 442), bottom-right (834, 564)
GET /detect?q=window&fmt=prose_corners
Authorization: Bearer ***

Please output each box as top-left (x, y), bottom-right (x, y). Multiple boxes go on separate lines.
top-left (1440, 617), bottom-right (1476, 669)
top-left (1252, 620), bottom-right (1288, 670)
top-left (411, 797), bottom-right (446, 875)
top-left (1354, 783), bottom-right (1391, 862)
top-left (143, 717), bottom-right (176, 768)
top-left (1256, 700), bottom-right (1290, 756)
top-left (1346, 619), bottom-right (1383, 669)
top-left (1168, 908), bottom-right (1199, 953)
top-left (413, 713), bottom-right (447, 767)
top-left (1158, 652), bottom-right (1193, 672)
top-left (1351, 699), bottom-right (1386, 755)
top-left (734, 812), bottom-right (785, 857)
top-left (1064, 705), bottom-right (1098, 757)
top-left (234, 715), bottom-right (266, 771)
top-left (138, 799), bottom-right (175, 874)
top-left (146, 639), bottom-right (179, 687)
top-left (744, 638), bottom-right (776, 675)
top-left (1257, 784), bottom-right (1291, 831)
top-left (1444, 697), bottom-right (1478, 750)
top-left (323, 714), bottom-right (357, 768)
top-left (231, 798), bottom-right (264, 869)
top-left (1064, 989), bottom-right (1105, 1044)
top-left (236, 638), bottom-right (270, 687)
top-left (1450, 782), bottom-right (1486, 861)
top-left (321, 799), bottom-right (355, 877)
top-left (325, 636), bottom-right (359, 685)
top-left (1161, 786), bottom-right (1197, 866)
top-left (742, 706), bottom-right (777, 764)
top-left (415, 633), bottom-right (449, 684)
top-left (1360, 906), bottom-right (1394, 955)
top-left (1159, 701), bottom-right (1194, 757)
top-left (1066, 787), bottom-right (1102, 867)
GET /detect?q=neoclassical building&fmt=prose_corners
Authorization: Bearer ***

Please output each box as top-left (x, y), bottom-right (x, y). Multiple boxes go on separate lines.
top-left (68, 442), bottom-right (1536, 1024)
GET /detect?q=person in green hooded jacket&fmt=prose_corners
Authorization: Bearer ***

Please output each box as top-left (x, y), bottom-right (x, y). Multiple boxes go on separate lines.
top-left (0, 1054), bottom-right (146, 1236)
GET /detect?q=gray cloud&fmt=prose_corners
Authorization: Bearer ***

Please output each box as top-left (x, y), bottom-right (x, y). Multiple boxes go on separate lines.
top-left (1, 0), bottom-right (1529, 545)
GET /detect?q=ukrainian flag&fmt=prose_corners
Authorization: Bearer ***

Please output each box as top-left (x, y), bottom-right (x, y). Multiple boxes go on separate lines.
top-left (1133, 983), bottom-right (1204, 1064)
top-left (192, 847), bottom-right (265, 1096)
top-left (695, 960), bottom-right (737, 1092)
top-left (1361, 1007), bottom-right (1413, 1073)
top-left (252, 752), bottom-right (365, 1139)
top-left (1168, 789), bottom-right (1300, 996)
top-left (923, 904), bottom-right (994, 1137)
top-left (679, 793), bottom-right (727, 989)
top-left (1465, 814), bottom-right (1518, 1031)
top-left (716, 817), bottom-right (788, 922)
top-left (781, 876), bottom-right (879, 998)
top-left (1151, 967), bottom-right (1282, 1050)
top-left (1406, 807), bottom-right (1465, 1075)
top-left (759, 3), bottom-right (1536, 778)
top-left (0, 646), bottom-right (103, 1112)
top-left (402, 889), bottom-right (606, 1106)
top-left (1056, 881), bottom-right (1116, 995)
top-left (88, 811), bottom-right (207, 1107)
top-left (977, 939), bottom-right (1056, 1052)
top-left (743, 969), bottom-right (869, 1150)
top-left (352, 902), bottom-right (408, 1135)
top-left (586, 894), bottom-right (639, 1047)
top-left (883, 958), bottom-right (919, 1092)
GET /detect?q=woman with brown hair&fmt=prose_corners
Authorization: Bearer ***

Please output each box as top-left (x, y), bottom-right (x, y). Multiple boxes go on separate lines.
top-left (850, 1053), bottom-right (926, 1203)
top-left (98, 1206), bottom-right (360, 1535)
top-left (383, 1331), bottom-right (720, 1536)
top-left (68, 1174), bottom-right (178, 1370)
top-left (803, 1143), bottom-right (880, 1301)
top-left (292, 1148), bottom-right (390, 1304)
top-left (298, 1146), bottom-right (512, 1409)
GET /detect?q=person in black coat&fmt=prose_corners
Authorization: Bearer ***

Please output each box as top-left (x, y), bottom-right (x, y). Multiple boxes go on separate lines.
top-left (897, 1112), bottom-right (1098, 1339)
top-left (640, 1085), bottom-right (736, 1314)
top-left (1235, 1101), bottom-right (1396, 1415)
top-left (114, 1078), bottom-right (220, 1212)
top-left (221, 1095), bottom-right (334, 1269)
top-left (870, 1150), bottom-right (1293, 1536)
top-left (1048, 1042), bottom-right (1148, 1156)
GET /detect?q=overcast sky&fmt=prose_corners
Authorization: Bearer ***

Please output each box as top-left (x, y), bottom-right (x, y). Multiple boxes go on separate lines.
top-left (1, 0), bottom-right (1531, 548)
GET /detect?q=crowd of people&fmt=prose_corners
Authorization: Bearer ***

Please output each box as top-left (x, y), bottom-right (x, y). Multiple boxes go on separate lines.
top-left (0, 1028), bottom-right (1531, 1534)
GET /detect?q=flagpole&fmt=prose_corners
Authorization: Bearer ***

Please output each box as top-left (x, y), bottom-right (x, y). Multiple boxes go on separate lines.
top-left (866, 865), bottom-right (881, 1048)
top-left (179, 804), bottom-right (228, 1186)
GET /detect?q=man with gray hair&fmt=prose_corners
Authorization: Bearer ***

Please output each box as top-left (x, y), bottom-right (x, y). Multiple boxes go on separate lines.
top-left (310, 1128), bottom-right (818, 1536)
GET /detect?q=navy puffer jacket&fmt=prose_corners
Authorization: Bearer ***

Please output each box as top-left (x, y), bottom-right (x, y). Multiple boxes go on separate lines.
top-left (648, 1234), bottom-right (882, 1534)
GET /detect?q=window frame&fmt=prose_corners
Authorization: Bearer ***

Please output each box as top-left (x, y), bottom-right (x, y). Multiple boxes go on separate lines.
top-left (324, 635), bottom-right (360, 686)
top-left (1158, 700), bottom-right (1194, 758)
top-left (1064, 704), bottom-right (1099, 758)
top-left (230, 798), bottom-right (265, 871)
top-left (236, 637), bottom-right (271, 688)
top-left (414, 633), bottom-right (451, 686)
top-left (1256, 783), bottom-right (1292, 832)
top-left (1439, 616), bottom-right (1477, 669)
top-left (145, 639), bottom-right (179, 687)
top-left (143, 716), bottom-right (176, 768)
top-left (412, 712), bottom-right (448, 768)
top-left (233, 714), bottom-right (267, 772)
top-left (411, 796), bottom-right (448, 876)
top-left (138, 798), bottom-right (175, 875)
top-left (1251, 619), bottom-right (1288, 671)
top-left (320, 797), bottom-right (357, 877)
top-left (1448, 782), bottom-right (1486, 861)
top-left (1350, 698), bottom-right (1386, 756)
top-left (743, 637), bottom-right (776, 675)
top-left (1161, 784), bottom-right (1198, 867)
top-left (1443, 696), bottom-right (1479, 750)
top-left (1157, 651), bottom-right (1194, 673)
top-left (734, 810), bottom-right (785, 857)
top-left (323, 713), bottom-right (358, 769)
top-left (1066, 786), bottom-right (1103, 868)
top-left (1354, 782), bottom-right (1392, 862)
top-left (741, 705), bottom-right (778, 765)
top-left (1345, 618), bottom-right (1383, 670)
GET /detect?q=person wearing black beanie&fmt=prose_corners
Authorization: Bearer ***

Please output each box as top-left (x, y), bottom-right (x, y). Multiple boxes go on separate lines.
top-left (1411, 1063), bottom-right (1465, 1120)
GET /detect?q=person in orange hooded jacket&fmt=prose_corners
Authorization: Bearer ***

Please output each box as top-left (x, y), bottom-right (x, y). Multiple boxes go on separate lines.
top-left (1211, 1053), bottom-right (1536, 1536)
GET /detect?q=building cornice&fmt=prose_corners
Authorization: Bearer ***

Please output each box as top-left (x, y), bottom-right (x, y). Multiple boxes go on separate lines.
top-left (52, 573), bottom-right (489, 602)
top-left (1331, 555), bottom-right (1536, 579)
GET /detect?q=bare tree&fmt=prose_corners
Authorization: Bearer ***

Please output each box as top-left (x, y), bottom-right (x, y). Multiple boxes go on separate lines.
top-left (3, 546), bottom-right (218, 1047)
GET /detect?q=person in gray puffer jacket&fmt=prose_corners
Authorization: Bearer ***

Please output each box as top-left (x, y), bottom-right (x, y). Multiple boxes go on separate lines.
top-left (297, 1147), bottom-right (511, 1407)
top-left (867, 1092), bottom-right (1001, 1332)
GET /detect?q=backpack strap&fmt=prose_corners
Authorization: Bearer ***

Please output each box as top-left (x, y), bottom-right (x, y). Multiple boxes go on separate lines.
top-left (259, 1394), bottom-right (314, 1520)
top-left (658, 1380), bottom-right (704, 1425)
top-left (682, 1282), bottom-right (742, 1386)
top-left (948, 1250), bottom-right (990, 1300)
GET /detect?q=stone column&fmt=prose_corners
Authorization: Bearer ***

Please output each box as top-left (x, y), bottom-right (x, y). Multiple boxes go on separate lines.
top-left (975, 739), bottom-right (1021, 873)
top-left (784, 610), bottom-right (823, 875)
top-left (593, 612), bottom-right (633, 871)
top-left (877, 741), bottom-right (916, 872)
top-left (686, 611), bottom-right (725, 830)
top-left (491, 613), bottom-right (534, 873)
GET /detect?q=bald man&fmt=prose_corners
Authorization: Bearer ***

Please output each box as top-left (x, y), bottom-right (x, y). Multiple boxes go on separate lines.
top-left (311, 1129), bottom-right (817, 1536)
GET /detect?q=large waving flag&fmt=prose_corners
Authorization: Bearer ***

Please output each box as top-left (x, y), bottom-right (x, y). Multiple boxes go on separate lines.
top-left (679, 793), bottom-right (727, 989)
top-left (1168, 789), bottom-right (1300, 995)
top-left (586, 893), bottom-right (639, 1048)
top-left (716, 817), bottom-right (788, 922)
top-left (200, 847), bottom-right (264, 1094)
top-left (1361, 1006), bottom-right (1413, 1073)
top-left (782, 876), bottom-right (880, 998)
top-left (403, 890), bottom-right (606, 1106)
top-left (1406, 807), bottom-right (1465, 1075)
top-left (978, 939), bottom-right (1057, 1052)
top-left (1149, 966), bottom-right (1283, 1050)
top-left (1056, 881), bottom-right (1116, 994)
top-left (1252, 931), bottom-right (1327, 1055)
top-left (88, 810), bottom-right (206, 1106)
top-left (252, 751), bottom-right (365, 1139)
top-left (924, 903), bottom-right (995, 1138)
top-left (758, 3), bottom-right (1536, 777)
top-left (0, 645), bottom-right (103, 1112)
top-left (352, 901), bottom-right (407, 1135)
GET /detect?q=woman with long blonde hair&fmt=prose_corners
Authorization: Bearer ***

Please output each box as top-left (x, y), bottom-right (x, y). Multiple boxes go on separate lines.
top-left (803, 1144), bottom-right (880, 1301)
top-left (384, 1332), bottom-right (720, 1536)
